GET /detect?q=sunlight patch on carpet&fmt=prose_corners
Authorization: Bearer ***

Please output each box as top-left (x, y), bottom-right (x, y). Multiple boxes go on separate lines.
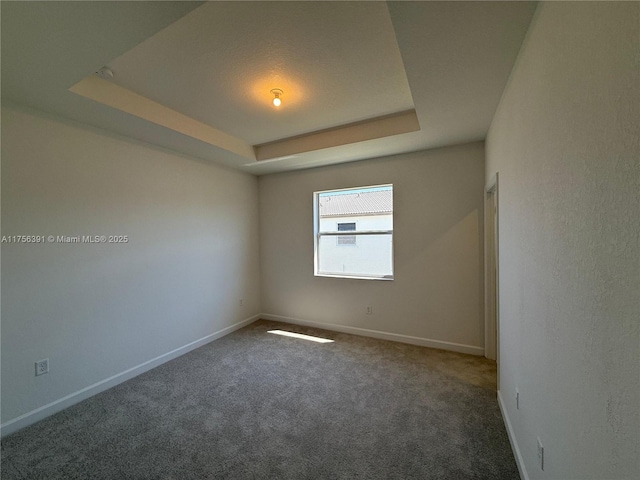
top-left (268, 330), bottom-right (334, 343)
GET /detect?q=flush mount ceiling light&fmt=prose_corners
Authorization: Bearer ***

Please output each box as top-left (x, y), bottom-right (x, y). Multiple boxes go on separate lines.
top-left (270, 88), bottom-right (283, 107)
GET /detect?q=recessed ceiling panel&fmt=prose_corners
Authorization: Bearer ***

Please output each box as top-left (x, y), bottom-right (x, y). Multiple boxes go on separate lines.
top-left (106, 1), bottom-right (414, 145)
top-left (3, 1), bottom-right (537, 175)
top-left (388, 1), bottom-right (538, 147)
top-left (254, 110), bottom-right (419, 161)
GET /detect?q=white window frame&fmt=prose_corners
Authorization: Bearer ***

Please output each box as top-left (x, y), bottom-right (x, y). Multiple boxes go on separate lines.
top-left (313, 184), bottom-right (394, 280)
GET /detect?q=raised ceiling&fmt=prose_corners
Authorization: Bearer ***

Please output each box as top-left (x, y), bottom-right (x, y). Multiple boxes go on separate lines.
top-left (1, 1), bottom-right (538, 175)
top-left (105, 1), bottom-right (414, 145)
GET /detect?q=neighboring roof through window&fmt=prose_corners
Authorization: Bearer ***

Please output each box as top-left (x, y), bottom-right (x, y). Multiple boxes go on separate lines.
top-left (319, 189), bottom-right (392, 217)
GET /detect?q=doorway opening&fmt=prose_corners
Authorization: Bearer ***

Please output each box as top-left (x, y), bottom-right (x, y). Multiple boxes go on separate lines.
top-left (485, 174), bottom-right (499, 385)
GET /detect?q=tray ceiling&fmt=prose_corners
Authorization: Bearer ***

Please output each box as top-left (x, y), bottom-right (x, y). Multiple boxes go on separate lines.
top-left (1, 1), bottom-right (538, 175)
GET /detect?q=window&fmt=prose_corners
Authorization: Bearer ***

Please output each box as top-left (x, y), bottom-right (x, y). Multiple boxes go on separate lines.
top-left (337, 222), bottom-right (356, 245)
top-left (314, 185), bottom-right (393, 280)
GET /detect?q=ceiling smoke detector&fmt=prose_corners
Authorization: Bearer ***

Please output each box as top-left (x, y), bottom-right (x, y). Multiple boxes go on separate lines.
top-left (95, 66), bottom-right (114, 80)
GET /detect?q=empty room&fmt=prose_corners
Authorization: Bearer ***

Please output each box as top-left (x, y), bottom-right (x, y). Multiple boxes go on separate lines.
top-left (1, 1), bottom-right (638, 479)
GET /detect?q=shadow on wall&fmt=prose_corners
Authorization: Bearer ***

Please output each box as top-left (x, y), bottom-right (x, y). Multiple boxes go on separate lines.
top-left (259, 142), bottom-right (486, 347)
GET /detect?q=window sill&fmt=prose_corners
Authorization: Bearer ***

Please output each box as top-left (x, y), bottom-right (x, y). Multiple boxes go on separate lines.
top-left (314, 273), bottom-right (394, 281)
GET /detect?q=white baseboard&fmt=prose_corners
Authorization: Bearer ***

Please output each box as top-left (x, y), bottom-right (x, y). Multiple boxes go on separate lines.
top-left (261, 313), bottom-right (484, 356)
top-left (498, 390), bottom-right (528, 480)
top-left (1, 313), bottom-right (482, 438)
top-left (0, 314), bottom-right (261, 438)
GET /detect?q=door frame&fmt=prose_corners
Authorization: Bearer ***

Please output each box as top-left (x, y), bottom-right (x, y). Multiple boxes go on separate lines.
top-left (484, 173), bottom-right (500, 376)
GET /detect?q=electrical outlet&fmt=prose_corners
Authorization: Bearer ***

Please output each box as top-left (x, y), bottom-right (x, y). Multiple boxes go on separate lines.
top-left (537, 437), bottom-right (544, 471)
top-left (35, 358), bottom-right (49, 376)
top-left (239, 299), bottom-right (244, 307)
top-left (516, 388), bottom-right (520, 410)
top-left (366, 306), bottom-right (373, 315)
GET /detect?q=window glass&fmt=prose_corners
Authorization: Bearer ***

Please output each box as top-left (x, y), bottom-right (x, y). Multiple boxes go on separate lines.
top-left (314, 185), bottom-right (393, 280)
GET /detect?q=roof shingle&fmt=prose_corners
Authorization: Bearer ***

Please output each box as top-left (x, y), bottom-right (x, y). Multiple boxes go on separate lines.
top-left (319, 189), bottom-right (392, 217)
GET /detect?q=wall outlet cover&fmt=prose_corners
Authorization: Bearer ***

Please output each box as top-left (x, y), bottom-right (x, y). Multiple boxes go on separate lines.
top-left (35, 358), bottom-right (49, 376)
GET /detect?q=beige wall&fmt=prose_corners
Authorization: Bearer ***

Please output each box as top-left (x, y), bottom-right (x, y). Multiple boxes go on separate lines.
top-left (486, 2), bottom-right (639, 479)
top-left (1, 106), bottom-right (261, 429)
top-left (259, 142), bottom-right (485, 353)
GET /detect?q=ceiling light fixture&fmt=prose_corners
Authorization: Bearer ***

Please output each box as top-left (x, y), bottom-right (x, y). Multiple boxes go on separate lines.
top-left (270, 88), bottom-right (283, 107)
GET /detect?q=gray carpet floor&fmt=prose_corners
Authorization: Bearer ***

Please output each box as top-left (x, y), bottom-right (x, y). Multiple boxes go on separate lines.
top-left (1, 320), bottom-right (519, 479)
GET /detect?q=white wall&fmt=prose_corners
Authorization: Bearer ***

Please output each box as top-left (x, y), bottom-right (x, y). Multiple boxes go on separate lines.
top-left (259, 142), bottom-right (485, 353)
top-left (486, 3), bottom-right (639, 479)
top-left (1, 106), bottom-right (261, 428)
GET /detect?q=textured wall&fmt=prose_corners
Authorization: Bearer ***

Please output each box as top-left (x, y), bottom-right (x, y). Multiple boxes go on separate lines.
top-left (1, 106), bottom-right (261, 424)
top-left (486, 2), bottom-right (639, 478)
top-left (259, 142), bottom-right (485, 351)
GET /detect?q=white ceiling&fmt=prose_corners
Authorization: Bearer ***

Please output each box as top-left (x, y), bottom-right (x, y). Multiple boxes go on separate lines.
top-left (1, 1), bottom-right (537, 175)
top-left (108, 1), bottom-right (414, 145)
